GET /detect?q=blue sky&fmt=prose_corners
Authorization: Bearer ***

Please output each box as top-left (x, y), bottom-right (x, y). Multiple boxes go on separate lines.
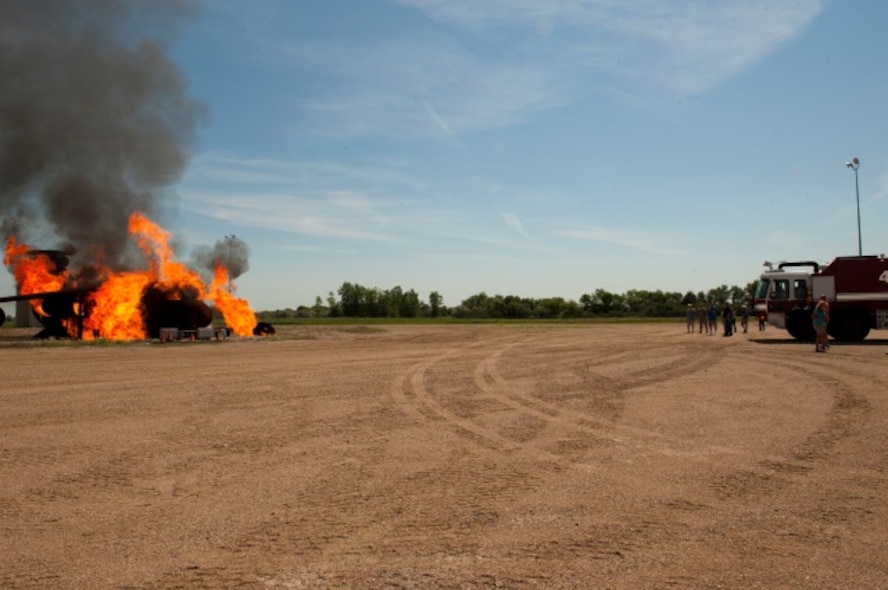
top-left (4, 0), bottom-right (888, 315)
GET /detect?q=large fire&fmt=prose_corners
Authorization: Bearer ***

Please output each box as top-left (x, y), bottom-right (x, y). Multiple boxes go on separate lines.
top-left (3, 212), bottom-right (257, 340)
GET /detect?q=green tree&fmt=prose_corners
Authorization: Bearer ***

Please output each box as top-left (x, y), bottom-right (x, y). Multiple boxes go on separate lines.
top-left (293, 279), bottom-right (762, 321)
top-left (729, 285), bottom-right (749, 307)
top-left (455, 292), bottom-right (491, 319)
top-left (383, 286), bottom-right (403, 317)
top-left (580, 288), bottom-right (625, 316)
top-left (536, 297), bottom-right (581, 319)
top-left (497, 295), bottom-right (530, 319)
top-left (399, 288), bottom-right (421, 318)
top-left (428, 291), bottom-right (443, 318)
top-left (338, 282), bottom-right (362, 316)
top-left (327, 291), bottom-right (341, 317)
top-left (706, 285), bottom-right (730, 307)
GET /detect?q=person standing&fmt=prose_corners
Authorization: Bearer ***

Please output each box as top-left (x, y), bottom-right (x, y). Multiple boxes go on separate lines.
top-left (707, 303), bottom-right (718, 335)
top-left (697, 304), bottom-right (708, 334)
top-left (722, 303), bottom-right (734, 337)
top-left (686, 304), bottom-right (696, 333)
top-left (812, 295), bottom-right (830, 352)
top-left (740, 305), bottom-right (749, 333)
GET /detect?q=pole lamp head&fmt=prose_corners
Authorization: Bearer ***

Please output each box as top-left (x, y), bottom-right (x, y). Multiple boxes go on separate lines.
top-left (846, 157), bottom-right (860, 170)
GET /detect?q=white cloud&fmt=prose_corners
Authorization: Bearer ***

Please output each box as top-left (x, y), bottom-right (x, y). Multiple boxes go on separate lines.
top-left (180, 153), bottom-right (574, 254)
top-left (390, 0), bottom-right (587, 29)
top-left (288, 37), bottom-right (571, 138)
top-left (198, 1), bottom-right (827, 142)
top-left (187, 151), bottom-right (429, 193)
top-left (423, 101), bottom-right (454, 138)
top-left (181, 152), bottom-right (500, 244)
top-left (392, 0), bottom-right (827, 95)
top-left (502, 212), bottom-right (532, 240)
top-left (560, 224), bottom-right (689, 255)
top-left (182, 189), bottom-right (399, 242)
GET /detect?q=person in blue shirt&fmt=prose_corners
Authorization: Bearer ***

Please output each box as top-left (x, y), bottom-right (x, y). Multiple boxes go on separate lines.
top-left (812, 295), bottom-right (830, 352)
top-left (707, 303), bottom-right (718, 335)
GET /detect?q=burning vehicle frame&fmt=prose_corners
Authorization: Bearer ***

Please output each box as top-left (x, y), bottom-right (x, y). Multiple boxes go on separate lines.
top-left (0, 278), bottom-right (274, 342)
top-left (3, 216), bottom-right (267, 341)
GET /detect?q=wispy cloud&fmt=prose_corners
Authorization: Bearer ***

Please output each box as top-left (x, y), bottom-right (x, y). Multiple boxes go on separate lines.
top-left (186, 151), bottom-right (429, 193)
top-left (180, 152), bottom-right (515, 245)
top-left (198, 1), bottom-right (826, 142)
top-left (180, 152), bottom-right (415, 241)
top-left (182, 189), bottom-right (399, 242)
top-left (503, 212), bottom-right (532, 241)
top-left (287, 37), bottom-right (571, 138)
top-left (423, 101), bottom-right (454, 138)
top-left (180, 152), bottom-right (575, 254)
top-left (393, 0), bottom-right (827, 95)
top-left (560, 225), bottom-right (688, 256)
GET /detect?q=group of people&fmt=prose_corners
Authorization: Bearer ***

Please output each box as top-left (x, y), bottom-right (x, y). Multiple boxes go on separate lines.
top-left (686, 294), bottom-right (833, 353)
top-left (686, 302), bottom-right (752, 336)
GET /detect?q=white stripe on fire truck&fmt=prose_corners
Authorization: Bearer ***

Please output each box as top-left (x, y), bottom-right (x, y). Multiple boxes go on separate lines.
top-left (836, 293), bottom-right (888, 302)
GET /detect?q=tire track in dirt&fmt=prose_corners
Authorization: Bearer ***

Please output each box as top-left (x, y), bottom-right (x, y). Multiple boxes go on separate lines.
top-left (393, 330), bottom-right (727, 461)
top-left (742, 350), bottom-right (877, 459)
top-left (6, 326), bottom-right (888, 588)
top-left (390, 335), bottom-right (531, 455)
top-left (506, 332), bottom-right (726, 434)
top-left (476, 335), bottom-right (723, 442)
top-left (704, 350), bottom-right (874, 502)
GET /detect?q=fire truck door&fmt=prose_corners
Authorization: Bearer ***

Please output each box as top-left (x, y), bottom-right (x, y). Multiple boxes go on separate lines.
top-left (812, 275), bottom-right (836, 301)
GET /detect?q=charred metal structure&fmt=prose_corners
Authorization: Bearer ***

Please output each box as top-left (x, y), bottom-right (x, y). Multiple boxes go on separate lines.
top-left (2, 249), bottom-right (215, 339)
top-left (0, 287), bottom-right (215, 340)
top-left (0, 288), bottom-right (88, 339)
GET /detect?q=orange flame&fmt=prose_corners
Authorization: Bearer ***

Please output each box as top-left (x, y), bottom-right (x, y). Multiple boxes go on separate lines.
top-left (3, 238), bottom-right (69, 316)
top-left (5, 213), bottom-right (257, 340)
top-left (82, 271), bottom-right (153, 340)
top-left (210, 264), bottom-right (257, 337)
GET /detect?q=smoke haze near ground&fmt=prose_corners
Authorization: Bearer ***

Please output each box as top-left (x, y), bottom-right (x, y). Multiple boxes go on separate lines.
top-left (0, 0), bottom-right (207, 275)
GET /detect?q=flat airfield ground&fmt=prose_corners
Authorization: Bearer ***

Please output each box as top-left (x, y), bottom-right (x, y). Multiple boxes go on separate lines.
top-left (1, 323), bottom-right (887, 589)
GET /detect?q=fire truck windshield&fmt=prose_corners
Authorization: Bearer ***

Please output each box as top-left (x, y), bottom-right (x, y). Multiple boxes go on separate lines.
top-left (755, 280), bottom-right (770, 299)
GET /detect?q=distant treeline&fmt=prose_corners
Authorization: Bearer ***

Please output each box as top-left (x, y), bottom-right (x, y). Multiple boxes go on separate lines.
top-left (255, 281), bottom-right (759, 321)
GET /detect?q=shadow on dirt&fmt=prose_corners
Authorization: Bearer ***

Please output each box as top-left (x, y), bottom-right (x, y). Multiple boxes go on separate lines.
top-left (750, 337), bottom-right (888, 346)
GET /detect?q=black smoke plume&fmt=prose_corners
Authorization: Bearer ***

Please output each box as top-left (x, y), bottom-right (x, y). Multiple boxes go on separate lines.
top-left (0, 0), bottom-right (208, 279)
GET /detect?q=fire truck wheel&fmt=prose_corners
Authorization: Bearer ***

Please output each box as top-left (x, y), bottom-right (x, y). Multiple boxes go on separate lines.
top-left (828, 310), bottom-right (870, 342)
top-left (786, 309), bottom-right (815, 341)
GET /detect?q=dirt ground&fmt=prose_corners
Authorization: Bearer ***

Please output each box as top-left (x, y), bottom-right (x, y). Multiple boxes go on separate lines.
top-left (1, 322), bottom-right (887, 589)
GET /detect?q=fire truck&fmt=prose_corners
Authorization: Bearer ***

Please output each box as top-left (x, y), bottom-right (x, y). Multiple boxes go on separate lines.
top-left (753, 255), bottom-right (888, 342)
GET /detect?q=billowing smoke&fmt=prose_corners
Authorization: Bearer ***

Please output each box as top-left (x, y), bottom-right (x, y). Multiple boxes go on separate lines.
top-left (191, 235), bottom-right (250, 282)
top-left (0, 0), bottom-right (208, 278)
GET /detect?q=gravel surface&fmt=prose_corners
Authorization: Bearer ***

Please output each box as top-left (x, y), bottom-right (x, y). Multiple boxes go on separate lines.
top-left (1, 323), bottom-right (887, 589)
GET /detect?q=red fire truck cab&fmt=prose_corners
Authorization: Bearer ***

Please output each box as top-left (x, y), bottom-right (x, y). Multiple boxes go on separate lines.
top-left (753, 255), bottom-right (888, 341)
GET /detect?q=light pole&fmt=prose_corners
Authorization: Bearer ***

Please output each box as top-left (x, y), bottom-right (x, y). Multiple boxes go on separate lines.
top-left (845, 157), bottom-right (861, 256)
top-left (224, 234), bottom-right (235, 293)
